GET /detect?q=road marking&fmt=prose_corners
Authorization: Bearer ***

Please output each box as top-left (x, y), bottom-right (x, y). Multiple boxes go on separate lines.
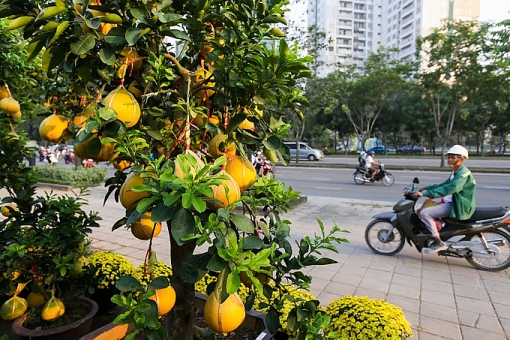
top-left (315, 186), bottom-right (342, 190)
top-left (483, 185), bottom-right (510, 190)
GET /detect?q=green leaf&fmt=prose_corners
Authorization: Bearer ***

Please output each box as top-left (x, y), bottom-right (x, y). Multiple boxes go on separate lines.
top-left (165, 28), bottom-right (190, 41)
top-left (151, 202), bottom-right (177, 222)
top-left (41, 46), bottom-right (66, 74)
top-left (226, 272), bottom-right (240, 294)
top-left (229, 213), bottom-right (254, 233)
top-left (7, 16), bottom-right (34, 30)
top-left (206, 254), bottom-right (228, 271)
top-left (125, 27), bottom-right (144, 46)
top-left (70, 34), bottom-right (96, 55)
top-left (99, 48), bottom-right (117, 65)
top-left (158, 13), bottom-right (183, 24)
top-left (143, 300), bottom-right (160, 328)
top-left (101, 13), bottom-right (123, 24)
top-left (170, 208), bottom-right (195, 246)
top-left (35, 7), bottom-right (67, 21)
top-left (48, 21), bottom-right (69, 46)
top-left (37, 21), bottom-right (60, 33)
top-left (266, 309), bottom-right (280, 334)
top-left (116, 276), bottom-right (141, 292)
top-left (241, 236), bottom-right (264, 250)
top-left (191, 196), bottom-right (206, 213)
top-left (148, 276), bottom-right (169, 290)
top-left (104, 27), bottom-right (127, 48)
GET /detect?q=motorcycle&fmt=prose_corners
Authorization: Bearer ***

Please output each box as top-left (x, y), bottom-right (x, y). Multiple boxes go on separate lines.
top-left (259, 158), bottom-right (275, 178)
top-left (64, 151), bottom-right (75, 164)
top-left (353, 164), bottom-right (394, 186)
top-left (365, 177), bottom-right (510, 271)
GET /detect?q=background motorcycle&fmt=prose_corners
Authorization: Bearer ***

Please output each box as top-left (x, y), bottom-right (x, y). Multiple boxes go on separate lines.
top-left (259, 158), bottom-right (275, 178)
top-left (353, 164), bottom-right (394, 186)
top-left (64, 151), bottom-right (75, 164)
top-left (365, 177), bottom-right (510, 271)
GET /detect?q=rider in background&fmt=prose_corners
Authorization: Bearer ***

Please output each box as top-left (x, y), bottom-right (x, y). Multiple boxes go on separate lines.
top-left (358, 151), bottom-right (367, 168)
top-left (412, 145), bottom-right (476, 253)
top-left (363, 150), bottom-right (381, 182)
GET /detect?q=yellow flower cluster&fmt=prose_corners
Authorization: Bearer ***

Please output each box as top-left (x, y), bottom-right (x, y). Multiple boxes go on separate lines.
top-left (325, 296), bottom-right (413, 340)
top-left (88, 251), bottom-right (136, 289)
top-left (134, 261), bottom-right (173, 286)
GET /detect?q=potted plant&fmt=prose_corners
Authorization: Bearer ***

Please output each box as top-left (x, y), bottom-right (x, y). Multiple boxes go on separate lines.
top-left (0, 111), bottom-right (102, 339)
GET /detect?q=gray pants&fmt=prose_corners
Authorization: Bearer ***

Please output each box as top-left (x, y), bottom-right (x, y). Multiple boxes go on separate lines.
top-left (420, 202), bottom-right (451, 237)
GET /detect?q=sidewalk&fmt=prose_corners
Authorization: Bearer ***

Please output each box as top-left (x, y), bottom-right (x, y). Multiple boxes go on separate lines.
top-left (39, 185), bottom-right (510, 339)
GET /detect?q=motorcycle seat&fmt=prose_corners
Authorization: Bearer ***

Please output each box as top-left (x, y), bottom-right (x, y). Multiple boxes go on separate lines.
top-left (446, 206), bottom-right (508, 224)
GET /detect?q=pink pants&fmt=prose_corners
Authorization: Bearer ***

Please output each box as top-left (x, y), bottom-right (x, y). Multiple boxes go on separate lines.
top-left (420, 202), bottom-right (451, 237)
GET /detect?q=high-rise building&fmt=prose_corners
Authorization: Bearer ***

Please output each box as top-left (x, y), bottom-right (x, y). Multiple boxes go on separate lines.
top-left (307, 0), bottom-right (480, 76)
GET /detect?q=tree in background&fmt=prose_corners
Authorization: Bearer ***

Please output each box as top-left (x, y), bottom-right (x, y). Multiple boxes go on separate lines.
top-left (416, 20), bottom-right (496, 166)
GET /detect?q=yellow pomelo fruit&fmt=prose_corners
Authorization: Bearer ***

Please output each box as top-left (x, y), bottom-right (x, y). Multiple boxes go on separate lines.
top-left (225, 156), bottom-right (257, 191)
top-left (174, 150), bottom-right (205, 179)
top-left (131, 212), bottom-right (162, 240)
top-left (0, 97), bottom-right (20, 115)
top-left (204, 293), bottom-right (245, 334)
top-left (199, 43), bottom-right (214, 59)
top-left (206, 170), bottom-right (241, 210)
top-left (39, 114), bottom-right (70, 143)
top-left (1, 203), bottom-right (18, 217)
top-left (103, 85), bottom-right (141, 128)
top-left (10, 111), bottom-right (21, 120)
top-left (239, 268), bottom-right (271, 288)
top-left (41, 296), bottom-right (65, 322)
top-left (73, 103), bottom-right (95, 128)
top-left (0, 296), bottom-right (28, 321)
top-left (0, 87), bottom-right (9, 100)
top-left (70, 255), bottom-right (89, 278)
top-left (112, 158), bottom-right (132, 171)
top-left (238, 119), bottom-right (255, 130)
top-left (120, 47), bottom-right (143, 71)
top-left (208, 134), bottom-right (236, 159)
top-left (195, 68), bottom-right (215, 99)
top-left (100, 22), bottom-right (116, 35)
top-left (128, 80), bottom-right (143, 99)
top-left (74, 136), bottom-right (92, 160)
top-left (149, 285), bottom-right (176, 316)
top-left (119, 173), bottom-right (150, 211)
top-left (208, 115), bottom-right (220, 125)
top-left (27, 292), bottom-right (46, 309)
top-left (93, 135), bottom-right (116, 162)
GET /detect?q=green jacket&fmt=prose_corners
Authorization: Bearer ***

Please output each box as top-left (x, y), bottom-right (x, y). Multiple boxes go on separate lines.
top-left (422, 164), bottom-right (476, 220)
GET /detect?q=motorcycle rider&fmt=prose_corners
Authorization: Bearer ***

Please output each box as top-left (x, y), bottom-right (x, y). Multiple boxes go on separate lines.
top-left (363, 150), bottom-right (381, 182)
top-left (412, 145), bottom-right (476, 253)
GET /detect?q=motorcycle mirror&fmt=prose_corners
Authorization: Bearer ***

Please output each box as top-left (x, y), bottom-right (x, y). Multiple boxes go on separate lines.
top-left (413, 177), bottom-right (419, 184)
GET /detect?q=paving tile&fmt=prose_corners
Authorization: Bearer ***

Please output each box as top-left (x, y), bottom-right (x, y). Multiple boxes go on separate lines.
top-left (386, 294), bottom-right (420, 314)
top-left (421, 278), bottom-right (453, 294)
top-left (488, 290), bottom-right (510, 307)
top-left (420, 289), bottom-right (456, 309)
top-left (388, 282), bottom-right (420, 299)
top-left (363, 268), bottom-right (394, 281)
top-left (420, 301), bottom-right (458, 323)
top-left (453, 283), bottom-right (489, 300)
top-left (419, 315), bottom-right (462, 339)
top-left (358, 277), bottom-right (390, 293)
top-left (456, 295), bottom-right (497, 315)
top-left (460, 325), bottom-right (506, 340)
top-left (353, 288), bottom-right (387, 300)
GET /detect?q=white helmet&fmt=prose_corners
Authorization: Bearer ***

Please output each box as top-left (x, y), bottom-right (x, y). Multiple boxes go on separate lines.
top-left (360, 151), bottom-right (366, 157)
top-left (447, 145), bottom-right (469, 159)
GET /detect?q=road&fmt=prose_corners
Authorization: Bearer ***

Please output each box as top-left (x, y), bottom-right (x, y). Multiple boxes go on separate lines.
top-left (275, 166), bottom-right (509, 207)
top-left (319, 155), bottom-right (509, 168)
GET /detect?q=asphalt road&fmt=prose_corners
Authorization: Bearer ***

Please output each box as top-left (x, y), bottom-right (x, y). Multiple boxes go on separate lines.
top-left (275, 166), bottom-right (510, 208)
top-left (318, 155), bottom-right (509, 168)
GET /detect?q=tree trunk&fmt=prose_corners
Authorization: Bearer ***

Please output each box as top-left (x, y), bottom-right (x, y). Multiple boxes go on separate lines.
top-left (167, 221), bottom-right (197, 340)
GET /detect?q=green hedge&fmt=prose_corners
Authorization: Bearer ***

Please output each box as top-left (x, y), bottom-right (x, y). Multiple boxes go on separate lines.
top-left (33, 165), bottom-right (108, 186)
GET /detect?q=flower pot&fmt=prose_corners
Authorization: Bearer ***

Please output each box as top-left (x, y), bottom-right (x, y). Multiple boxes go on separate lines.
top-left (12, 296), bottom-right (98, 340)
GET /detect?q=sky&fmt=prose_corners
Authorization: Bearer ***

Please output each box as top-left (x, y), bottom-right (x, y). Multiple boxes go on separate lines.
top-left (480, 0), bottom-right (510, 23)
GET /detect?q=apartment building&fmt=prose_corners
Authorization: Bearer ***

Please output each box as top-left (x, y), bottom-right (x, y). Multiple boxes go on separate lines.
top-left (307, 0), bottom-right (480, 76)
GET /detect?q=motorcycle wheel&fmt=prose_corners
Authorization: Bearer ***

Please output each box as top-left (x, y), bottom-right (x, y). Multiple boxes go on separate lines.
top-left (382, 174), bottom-right (395, 187)
top-left (353, 172), bottom-right (365, 185)
top-left (365, 220), bottom-right (405, 255)
top-left (465, 229), bottom-right (510, 271)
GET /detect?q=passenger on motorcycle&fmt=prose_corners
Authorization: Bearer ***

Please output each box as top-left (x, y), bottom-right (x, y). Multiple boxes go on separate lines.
top-left (411, 145), bottom-right (476, 253)
top-left (358, 151), bottom-right (367, 168)
top-left (363, 150), bottom-right (381, 182)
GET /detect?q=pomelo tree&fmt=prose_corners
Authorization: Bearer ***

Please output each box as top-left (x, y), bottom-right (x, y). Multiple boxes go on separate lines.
top-left (0, 0), bottom-right (347, 338)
